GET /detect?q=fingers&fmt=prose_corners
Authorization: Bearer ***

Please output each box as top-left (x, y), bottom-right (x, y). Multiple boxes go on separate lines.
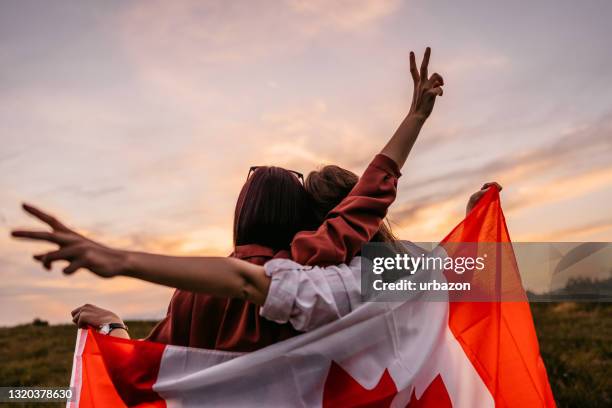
top-left (12, 230), bottom-right (81, 246)
top-left (75, 311), bottom-right (90, 328)
top-left (71, 305), bottom-right (85, 318)
top-left (470, 190), bottom-right (486, 202)
top-left (72, 304), bottom-right (92, 327)
top-left (64, 259), bottom-right (86, 275)
top-left (33, 254), bottom-right (51, 270)
top-left (12, 230), bottom-right (61, 243)
top-left (410, 47), bottom-right (435, 84)
top-left (423, 73), bottom-right (444, 98)
top-left (468, 182), bottom-right (503, 214)
top-left (409, 51), bottom-right (419, 83)
top-left (34, 246), bottom-right (84, 269)
top-left (72, 309), bottom-right (83, 325)
top-left (429, 87), bottom-right (444, 97)
top-left (22, 203), bottom-right (69, 231)
top-left (482, 182), bottom-right (503, 191)
top-left (420, 47), bottom-right (431, 81)
top-left (70, 304), bottom-right (120, 329)
top-left (466, 188), bottom-right (487, 215)
top-left (429, 72), bottom-right (444, 87)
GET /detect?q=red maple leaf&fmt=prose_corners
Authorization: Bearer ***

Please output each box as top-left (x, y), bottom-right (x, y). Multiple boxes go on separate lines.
top-left (407, 375), bottom-right (452, 408)
top-left (322, 362), bottom-right (452, 408)
top-left (322, 362), bottom-right (398, 408)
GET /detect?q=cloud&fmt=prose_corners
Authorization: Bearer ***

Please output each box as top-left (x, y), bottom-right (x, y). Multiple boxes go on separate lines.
top-left (109, 227), bottom-right (233, 256)
top-left (41, 185), bottom-right (125, 199)
top-left (521, 218), bottom-right (612, 241)
top-left (442, 52), bottom-right (511, 77)
top-left (389, 112), bottom-right (612, 239)
top-left (287, 0), bottom-right (401, 32)
top-left (246, 101), bottom-right (383, 170)
top-left (119, 0), bottom-right (400, 64)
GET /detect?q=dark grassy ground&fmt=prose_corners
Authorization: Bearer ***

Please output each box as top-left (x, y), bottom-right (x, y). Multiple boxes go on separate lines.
top-left (0, 303), bottom-right (609, 407)
top-left (530, 303), bottom-right (611, 407)
top-left (0, 321), bottom-right (156, 408)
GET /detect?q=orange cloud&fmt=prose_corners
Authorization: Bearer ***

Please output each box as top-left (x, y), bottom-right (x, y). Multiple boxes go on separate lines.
top-left (389, 113), bottom-right (612, 241)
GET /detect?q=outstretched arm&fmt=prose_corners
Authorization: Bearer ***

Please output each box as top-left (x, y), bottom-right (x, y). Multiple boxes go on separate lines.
top-left (122, 252), bottom-right (268, 304)
top-left (11, 204), bottom-right (270, 305)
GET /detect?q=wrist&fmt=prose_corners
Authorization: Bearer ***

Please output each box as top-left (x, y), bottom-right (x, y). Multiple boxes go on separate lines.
top-left (99, 321), bottom-right (128, 335)
top-left (110, 314), bottom-right (123, 325)
top-left (109, 326), bottom-right (128, 335)
top-left (406, 112), bottom-right (428, 125)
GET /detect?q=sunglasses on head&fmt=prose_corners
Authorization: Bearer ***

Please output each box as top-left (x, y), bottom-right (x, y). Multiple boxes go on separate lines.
top-left (247, 166), bottom-right (304, 184)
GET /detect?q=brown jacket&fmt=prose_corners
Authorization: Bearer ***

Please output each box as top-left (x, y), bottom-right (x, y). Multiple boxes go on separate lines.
top-left (146, 154), bottom-right (400, 351)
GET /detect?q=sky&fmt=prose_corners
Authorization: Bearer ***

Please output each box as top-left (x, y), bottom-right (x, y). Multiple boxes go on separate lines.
top-left (1, 0), bottom-right (611, 325)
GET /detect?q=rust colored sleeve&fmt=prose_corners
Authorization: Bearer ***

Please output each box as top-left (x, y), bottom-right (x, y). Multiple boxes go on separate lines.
top-left (291, 154), bottom-right (401, 266)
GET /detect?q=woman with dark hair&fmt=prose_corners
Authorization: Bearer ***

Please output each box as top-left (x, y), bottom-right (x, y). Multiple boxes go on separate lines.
top-left (13, 48), bottom-right (446, 347)
top-left (142, 164), bottom-right (319, 350)
top-left (233, 166), bottom-right (316, 251)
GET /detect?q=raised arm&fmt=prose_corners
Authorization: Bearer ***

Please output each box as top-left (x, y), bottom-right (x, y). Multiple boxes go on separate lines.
top-left (291, 47), bottom-right (444, 265)
top-left (381, 47), bottom-right (443, 168)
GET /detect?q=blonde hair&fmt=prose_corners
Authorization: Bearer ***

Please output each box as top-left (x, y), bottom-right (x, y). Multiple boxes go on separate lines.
top-left (305, 164), bottom-right (397, 243)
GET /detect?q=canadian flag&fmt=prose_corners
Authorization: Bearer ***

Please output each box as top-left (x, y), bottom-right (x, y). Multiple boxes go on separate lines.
top-left (67, 188), bottom-right (555, 407)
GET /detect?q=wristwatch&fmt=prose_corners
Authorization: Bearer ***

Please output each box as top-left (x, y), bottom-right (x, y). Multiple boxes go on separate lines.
top-left (99, 322), bottom-right (128, 335)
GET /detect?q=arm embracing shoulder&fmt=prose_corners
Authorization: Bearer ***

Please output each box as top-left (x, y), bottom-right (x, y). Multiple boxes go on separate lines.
top-left (290, 49), bottom-right (443, 266)
top-left (291, 155), bottom-right (400, 266)
top-left (260, 258), bottom-right (362, 331)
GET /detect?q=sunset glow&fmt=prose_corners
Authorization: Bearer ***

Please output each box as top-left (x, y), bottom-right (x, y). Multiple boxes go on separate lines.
top-left (2, 0), bottom-right (611, 325)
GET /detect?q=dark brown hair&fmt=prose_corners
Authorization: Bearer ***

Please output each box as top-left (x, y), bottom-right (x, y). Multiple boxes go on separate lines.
top-left (233, 166), bottom-right (315, 250)
top-left (305, 165), bottom-right (396, 242)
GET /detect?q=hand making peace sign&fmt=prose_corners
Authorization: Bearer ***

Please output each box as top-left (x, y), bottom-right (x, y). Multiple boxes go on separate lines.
top-left (409, 47), bottom-right (444, 120)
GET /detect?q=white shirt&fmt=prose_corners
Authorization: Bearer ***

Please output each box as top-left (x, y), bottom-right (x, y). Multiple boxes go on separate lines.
top-left (259, 243), bottom-right (446, 332)
top-left (260, 257), bottom-right (363, 332)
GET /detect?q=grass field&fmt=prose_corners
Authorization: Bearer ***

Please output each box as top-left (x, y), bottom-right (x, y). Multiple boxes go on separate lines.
top-left (0, 303), bottom-right (610, 407)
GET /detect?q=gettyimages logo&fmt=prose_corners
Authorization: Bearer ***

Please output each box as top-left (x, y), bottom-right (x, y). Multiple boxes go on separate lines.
top-left (361, 241), bottom-right (612, 303)
top-left (371, 252), bottom-right (487, 275)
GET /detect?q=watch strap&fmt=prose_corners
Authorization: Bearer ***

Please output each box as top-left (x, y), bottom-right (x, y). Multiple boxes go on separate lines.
top-left (108, 322), bottom-right (128, 332)
top-left (100, 322), bottom-right (128, 335)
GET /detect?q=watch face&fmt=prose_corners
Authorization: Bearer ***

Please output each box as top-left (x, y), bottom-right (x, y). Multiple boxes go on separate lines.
top-left (99, 324), bottom-right (111, 335)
